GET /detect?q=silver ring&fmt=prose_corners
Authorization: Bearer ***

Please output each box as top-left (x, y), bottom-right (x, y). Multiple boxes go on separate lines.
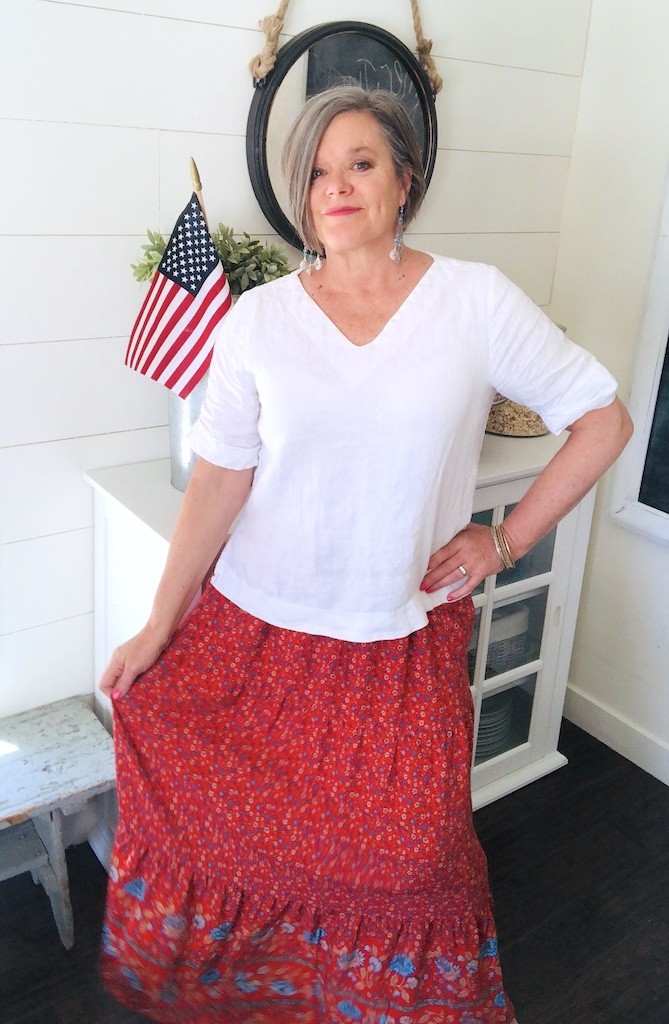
top-left (458, 565), bottom-right (467, 577)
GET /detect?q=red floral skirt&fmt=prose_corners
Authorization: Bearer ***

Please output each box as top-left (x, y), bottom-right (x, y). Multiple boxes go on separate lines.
top-left (101, 587), bottom-right (514, 1023)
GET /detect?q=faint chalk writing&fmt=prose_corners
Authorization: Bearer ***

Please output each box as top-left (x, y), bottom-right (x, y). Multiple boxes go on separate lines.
top-left (306, 36), bottom-right (425, 150)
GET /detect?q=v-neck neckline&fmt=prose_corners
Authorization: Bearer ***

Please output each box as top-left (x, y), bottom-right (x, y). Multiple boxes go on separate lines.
top-left (293, 257), bottom-right (436, 351)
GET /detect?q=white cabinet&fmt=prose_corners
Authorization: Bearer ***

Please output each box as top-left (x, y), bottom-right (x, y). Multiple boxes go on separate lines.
top-left (468, 468), bottom-right (595, 807)
top-left (86, 433), bottom-right (595, 807)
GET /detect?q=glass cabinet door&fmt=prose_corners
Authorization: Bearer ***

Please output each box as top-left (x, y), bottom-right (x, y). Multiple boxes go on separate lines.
top-left (498, 503), bottom-right (555, 584)
top-left (483, 590), bottom-right (547, 679)
top-left (475, 674), bottom-right (537, 765)
top-left (467, 444), bottom-right (596, 805)
top-left (469, 499), bottom-right (558, 779)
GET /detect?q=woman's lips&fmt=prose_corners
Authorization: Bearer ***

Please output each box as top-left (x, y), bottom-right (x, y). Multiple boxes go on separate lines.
top-left (325, 207), bottom-right (360, 216)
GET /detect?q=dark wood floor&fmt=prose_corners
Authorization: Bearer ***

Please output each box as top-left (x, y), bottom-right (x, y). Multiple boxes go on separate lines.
top-left (2, 719), bottom-right (668, 1024)
top-left (477, 720), bottom-right (669, 1024)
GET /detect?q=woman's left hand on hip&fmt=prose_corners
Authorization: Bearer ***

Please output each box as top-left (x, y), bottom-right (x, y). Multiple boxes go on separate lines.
top-left (419, 522), bottom-right (502, 599)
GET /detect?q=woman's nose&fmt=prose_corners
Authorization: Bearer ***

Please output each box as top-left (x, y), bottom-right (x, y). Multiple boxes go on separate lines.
top-left (325, 172), bottom-right (351, 195)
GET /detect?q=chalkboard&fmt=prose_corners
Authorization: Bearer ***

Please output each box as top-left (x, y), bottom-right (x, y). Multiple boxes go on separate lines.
top-left (306, 33), bottom-right (425, 153)
top-left (638, 336), bottom-right (669, 514)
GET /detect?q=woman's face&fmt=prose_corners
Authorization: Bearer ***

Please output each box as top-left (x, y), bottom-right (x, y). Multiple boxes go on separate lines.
top-left (308, 110), bottom-right (409, 257)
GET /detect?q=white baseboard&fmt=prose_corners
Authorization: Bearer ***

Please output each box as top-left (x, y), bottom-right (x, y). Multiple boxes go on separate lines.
top-left (472, 751), bottom-right (568, 810)
top-left (564, 683), bottom-right (669, 786)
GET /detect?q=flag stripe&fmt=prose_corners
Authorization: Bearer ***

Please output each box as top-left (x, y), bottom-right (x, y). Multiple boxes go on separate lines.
top-left (135, 288), bottom-right (194, 376)
top-left (150, 269), bottom-right (229, 380)
top-left (163, 290), bottom-right (232, 396)
top-left (150, 285), bottom-right (230, 398)
top-left (143, 281), bottom-right (230, 396)
top-left (128, 277), bottom-right (182, 372)
top-left (125, 273), bottom-right (173, 369)
top-left (161, 340), bottom-right (212, 398)
top-left (133, 283), bottom-right (188, 375)
top-left (124, 274), bottom-right (159, 367)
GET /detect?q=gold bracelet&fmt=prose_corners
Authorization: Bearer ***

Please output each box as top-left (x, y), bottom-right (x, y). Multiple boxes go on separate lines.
top-left (490, 524), bottom-right (515, 570)
top-left (499, 523), bottom-right (515, 568)
top-left (498, 523), bottom-right (515, 568)
top-left (499, 524), bottom-right (515, 569)
top-left (491, 526), bottom-right (505, 568)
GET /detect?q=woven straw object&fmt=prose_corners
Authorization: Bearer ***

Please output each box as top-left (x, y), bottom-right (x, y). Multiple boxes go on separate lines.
top-left (486, 323), bottom-right (567, 437)
top-left (485, 393), bottom-right (549, 437)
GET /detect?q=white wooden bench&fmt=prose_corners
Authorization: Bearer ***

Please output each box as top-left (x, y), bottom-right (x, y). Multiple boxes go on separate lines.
top-left (0, 696), bottom-right (116, 948)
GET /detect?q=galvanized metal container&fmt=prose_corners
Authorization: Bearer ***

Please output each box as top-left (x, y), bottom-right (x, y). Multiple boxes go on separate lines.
top-left (168, 374), bottom-right (208, 491)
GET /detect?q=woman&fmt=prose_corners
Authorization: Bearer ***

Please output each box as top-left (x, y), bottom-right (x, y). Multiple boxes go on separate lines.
top-left (100, 86), bottom-right (632, 1023)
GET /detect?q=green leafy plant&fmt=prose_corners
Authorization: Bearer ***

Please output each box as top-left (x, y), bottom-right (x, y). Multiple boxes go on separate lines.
top-left (212, 225), bottom-right (291, 295)
top-left (131, 224), bottom-right (292, 294)
top-left (131, 230), bottom-right (167, 283)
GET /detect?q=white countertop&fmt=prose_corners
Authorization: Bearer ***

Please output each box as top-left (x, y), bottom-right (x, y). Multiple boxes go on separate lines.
top-left (86, 459), bottom-right (184, 543)
top-left (476, 430), bottom-right (564, 485)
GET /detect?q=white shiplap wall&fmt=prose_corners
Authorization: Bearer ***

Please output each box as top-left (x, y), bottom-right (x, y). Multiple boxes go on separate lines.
top-left (0, 0), bottom-right (591, 716)
top-left (548, 0), bottom-right (669, 783)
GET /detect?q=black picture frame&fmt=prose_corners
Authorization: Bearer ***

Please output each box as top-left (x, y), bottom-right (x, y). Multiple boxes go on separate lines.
top-left (246, 21), bottom-right (438, 251)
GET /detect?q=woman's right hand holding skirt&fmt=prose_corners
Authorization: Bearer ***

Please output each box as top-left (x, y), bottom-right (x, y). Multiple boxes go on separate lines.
top-left (98, 459), bottom-right (254, 703)
top-left (99, 622), bottom-right (173, 701)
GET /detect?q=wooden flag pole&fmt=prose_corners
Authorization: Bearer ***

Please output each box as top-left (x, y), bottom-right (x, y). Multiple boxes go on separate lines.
top-left (189, 157), bottom-right (209, 227)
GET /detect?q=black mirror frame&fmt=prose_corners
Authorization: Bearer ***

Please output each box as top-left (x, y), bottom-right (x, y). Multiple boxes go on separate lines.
top-left (246, 21), bottom-right (439, 252)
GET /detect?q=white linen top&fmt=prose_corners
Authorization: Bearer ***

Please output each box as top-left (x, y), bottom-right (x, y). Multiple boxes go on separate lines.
top-left (188, 256), bottom-right (617, 642)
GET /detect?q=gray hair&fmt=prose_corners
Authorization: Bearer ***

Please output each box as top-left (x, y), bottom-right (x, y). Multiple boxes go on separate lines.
top-left (281, 85), bottom-right (426, 255)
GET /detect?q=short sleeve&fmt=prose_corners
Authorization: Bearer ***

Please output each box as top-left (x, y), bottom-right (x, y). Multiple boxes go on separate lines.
top-left (187, 300), bottom-right (261, 468)
top-left (486, 267), bottom-right (618, 434)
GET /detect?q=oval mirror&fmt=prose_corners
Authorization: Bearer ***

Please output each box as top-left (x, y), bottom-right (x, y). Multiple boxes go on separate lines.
top-left (246, 21), bottom-right (438, 251)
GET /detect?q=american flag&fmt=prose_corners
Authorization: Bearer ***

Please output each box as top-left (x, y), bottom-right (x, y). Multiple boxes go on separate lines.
top-left (125, 193), bottom-right (232, 398)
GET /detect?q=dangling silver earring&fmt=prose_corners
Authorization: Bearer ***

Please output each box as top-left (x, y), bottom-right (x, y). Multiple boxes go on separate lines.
top-left (390, 204), bottom-right (406, 263)
top-left (299, 246), bottom-right (322, 275)
top-left (299, 246), bottom-right (312, 273)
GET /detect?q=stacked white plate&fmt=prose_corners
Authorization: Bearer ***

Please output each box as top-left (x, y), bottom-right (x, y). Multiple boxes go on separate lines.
top-left (475, 691), bottom-right (514, 762)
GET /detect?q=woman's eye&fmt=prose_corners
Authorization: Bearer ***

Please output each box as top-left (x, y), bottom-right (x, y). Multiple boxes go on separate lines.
top-left (354, 160), bottom-right (371, 170)
top-left (310, 168), bottom-right (324, 181)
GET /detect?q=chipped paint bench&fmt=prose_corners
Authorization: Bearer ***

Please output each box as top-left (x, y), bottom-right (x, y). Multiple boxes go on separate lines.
top-left (0, 697), bottom-right (115, 948)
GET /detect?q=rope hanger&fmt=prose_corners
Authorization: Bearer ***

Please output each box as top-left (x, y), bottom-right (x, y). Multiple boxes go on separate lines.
top-left (248, 0), bottom-right (443, 95)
